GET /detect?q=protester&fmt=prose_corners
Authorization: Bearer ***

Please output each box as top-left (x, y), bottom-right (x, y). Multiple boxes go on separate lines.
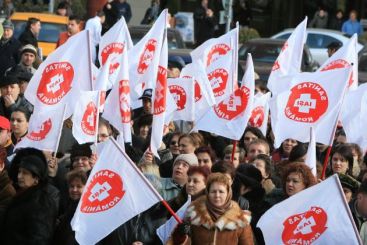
top-left (339, 173), bottom-right (360, 203)
top-left (195, 146), bottom-right (216, 170)
top-left (97, 118), bottom-right (113, 143)
top-left (0, 75), bottom-right (33, 120)
top-left (246, 139), bottom-right (270, 163)
top-left (0, 146), bottom-right (15, 226)
top-left (342, 10), bottom-right (363, 36)
top-left (241, 126), bottom-right (266, 151)
top-left (159, 132), bottom-right (182, 177)
top-left (328, 9), bottom-right (344, 30)
top-left (69, 143), bottom-right (93, 173)
top-left (223, 144), bottom-right (246, 168)
top-left (171, 172), bottom-right (254, 244)
top-left (10, 107), bottom-right (30, 145)
top-left (326, 41), bottom-right (342, 57)
top-left (309, 7), bottom-right (328, 28)
top-left (168, 55), bottom-right (185, 78)
top-left (0, 20), bottom-right (21, 76)
top-left (56, 15), bottom-right (81, 48)
top-left (193, 0), bottom-right (216, 47)
top-left (18, 17), bottom-right (41, 49)
top-left (211, 161), bottom-right (236, 183)
top-left (0, 116), bottom-right (13, 166)
top-left (178, 134), bottom-right (197, 154)
top-left (330, 143), bottom-right (354, 176)
top-left (272, 138), bottom-right (298, 164)
top-left (282, 162), bottom-right (316, 197)
top-left (350, 180), bottom-right (367, 243)
top-left (0, 150), bottom-right (59, 245)
top-left (16, 44), bottom-right (37, 74)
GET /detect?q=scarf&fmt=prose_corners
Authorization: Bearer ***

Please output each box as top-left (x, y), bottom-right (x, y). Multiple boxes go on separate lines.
top-left (206, 188), bottom-right (233, 222)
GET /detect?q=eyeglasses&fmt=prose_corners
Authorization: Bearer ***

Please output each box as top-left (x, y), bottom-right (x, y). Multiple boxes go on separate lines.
top-left (170, 141), bottom-right (178, 146)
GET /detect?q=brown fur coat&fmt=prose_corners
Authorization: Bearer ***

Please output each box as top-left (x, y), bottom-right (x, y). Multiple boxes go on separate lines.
top-left (171, 196), bottom-right (254, 245)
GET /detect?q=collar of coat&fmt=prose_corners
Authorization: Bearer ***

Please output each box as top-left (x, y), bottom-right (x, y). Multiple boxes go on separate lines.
top-left (185, 196), bottom-right (251, 231)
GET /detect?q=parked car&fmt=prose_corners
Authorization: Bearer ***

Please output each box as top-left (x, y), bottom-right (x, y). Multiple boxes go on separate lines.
top-left (271, 28), bottom-right (363, 65)
top-left (238, 38), bottom-right (319, 82)
top-left (10, 12), bottom-right (68, 58)
top-left (128, 25), bottom-right (186, 49)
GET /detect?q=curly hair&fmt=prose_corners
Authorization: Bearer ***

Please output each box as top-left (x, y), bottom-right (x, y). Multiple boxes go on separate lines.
top-left (282, 162), bottom-right (317, 195)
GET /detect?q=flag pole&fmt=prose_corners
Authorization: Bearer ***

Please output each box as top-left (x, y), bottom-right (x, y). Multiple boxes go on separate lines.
top-left (86, 30), bottom-right (94, 91)
top-left (333, 175), bottom-right (363, 244)
top-left (53, 104), bottom-right (67, 158)
top-left (231, 140), bottom-right (237, 164)
top-left (95, 91), bottom-right (101, 146)
top-left (110, 137), bottom-right (183, 224)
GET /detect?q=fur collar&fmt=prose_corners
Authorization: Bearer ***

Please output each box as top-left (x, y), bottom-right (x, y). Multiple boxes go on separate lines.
top-left (185, 196), bottom-right (251, 231)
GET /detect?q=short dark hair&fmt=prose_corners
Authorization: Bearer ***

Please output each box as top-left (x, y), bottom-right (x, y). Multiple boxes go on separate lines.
top-left (26, 18), bottom-right (40, 29)
top-left (69, 15), bottom-right (81, 24)
top-left (195, 146), bottom-right (217, 162)
top-left (70, 143), bottom-right (92, 163)
top-left (66, 169), bottom-right (88, 185)
top-left (331, 144), bottom-right (354, 176)
top-left (211, 161), bottom-right (236, 179)
top-left (12, 107), bottom-right (31, 122)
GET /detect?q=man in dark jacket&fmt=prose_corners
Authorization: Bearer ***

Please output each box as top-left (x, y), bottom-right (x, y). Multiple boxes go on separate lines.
top-left (194, 0), bottom-right (217, 47)
top-left (0, 20), bottom-right (21, 77)
top-left (350, 180), bottom-right (367, 232)
top-left (18, 17), bottom-right (41, 48)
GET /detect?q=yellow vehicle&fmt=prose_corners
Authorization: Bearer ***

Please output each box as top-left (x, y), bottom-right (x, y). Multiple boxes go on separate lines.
top-left (10, 12), bottom-right (68, 58)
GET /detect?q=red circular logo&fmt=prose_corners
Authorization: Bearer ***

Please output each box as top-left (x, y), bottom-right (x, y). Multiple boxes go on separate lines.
top-left (101, 42), bottom-right (124, 74)
top-left (183, 75), bottom-right (201, 102)
top-left (282, 206), bottom-right (328, 244)
top-left (81, 102), bottom-right (97, 135)
top-left (81, 170), bottom-right (125, 213)
top-left (249, 106), bottom-right (265, 127)
top-left (285, 82), bottom-right (328, 123)
top-left (153, 66), bottom-right (167, 115)
top-left (207, 44), bottom-right (231, 67)
top-left (272, 60), bottom-right (280, 71)
top-left (119, 80), bottom-right (131, 123)
top-left (27, 118), bottom-right (52, 141)
top-left (37, 62), bottom-right (74, 105)
top-left (169, 85), bottom-right (187, 110)
top-left (214, 86), bottom-right (250, 120)
top-left (321, 59), bottom-right (353, 87)
top-left (207, 68), bottom-right (229, 98)
top-left (137, 39), bottom-right (157, 74)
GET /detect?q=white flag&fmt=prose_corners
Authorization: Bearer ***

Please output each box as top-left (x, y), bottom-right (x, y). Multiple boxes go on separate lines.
top-left (206, 50), bottom-right (235, 103)
top-left (128, 9), bottom-right (168, 102)
top-left (180, 61), bottom-right (216, 120)
top-left (25, 31), bottom-right (91, 117)
top-left (341, 83), bottom-right (367, 152)
top-left (168, 77), bottom-right (195, 121)
top-left (257, 175), bottom-right (362, 245)
top-left (248, 92), bottom-right (271, 136)
top-left (150, 28), bottom-right (168, 158)
top-left (193, 54), bottom-right (255, 140)
top-left (319, 34), bottom-right (358, 90)
top-left (14, 105), bottom-right (66, 152)
top-left (102, 30), bottom-right (132, 143)
top-left (156, 196), bottom-right (191, 244)
top-left (98, 18), bottom-right (133, 89)
top-left (72, 91), bottom-right (100, 144)
top-left (270, 68), bottom-right (350, 148)
top-left (268, 17), bottom-right (307, 95)
top-left (305, 127), bottom-right (317, 176)
top-left (71, 139), bottom-right (160, 245)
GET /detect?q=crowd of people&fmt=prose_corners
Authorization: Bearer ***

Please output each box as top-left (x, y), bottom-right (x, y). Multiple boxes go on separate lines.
top-left (0, 1), bottom-right (366, 245)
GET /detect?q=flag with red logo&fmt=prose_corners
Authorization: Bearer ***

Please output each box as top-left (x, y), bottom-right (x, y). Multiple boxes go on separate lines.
top-left (71, 138), bottom-right (161, 245)
top-left (341, 83), bottom-right (367, 152)
top-left (98, 18), bottom-right (133, 90)
top-left (168, 77), bottom-right (195, 121)
top-left (270, 68), bottom-right (350, 148)
top-left (249, 92), bottom-right (271, 135)
top-left (14, 105), bottom-right (66, 152)
top-left (180, 61), bottom-right (216, 120)
top-left (25, 30), bottom-right (91, 117)
top-left (318, 34), bottom-right (358, 90)
top-left (72, 91), bottom-right (100, 144)
top-left (206, 50), bottom-right (235, 103)
top-left (257, 175), bottom-right (362, 244)
top-left (305, 127), bottom-right (317, 176)
top-left (150, 29), bottom-right (168, 158)
top-left (191, 26), bottom-right (239, 85)
top-left (102, 59), bottom-right (132, 143)
top-left (268, 17), bottom-right (307, 95)
top-left (128, 9), bottom-right (168, 103)
top-left (164, 89), bottom-right (178, 125)
top-left (192, 54), bottom-right (255, 140)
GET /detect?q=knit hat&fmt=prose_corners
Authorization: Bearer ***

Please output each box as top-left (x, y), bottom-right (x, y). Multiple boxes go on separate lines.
top-left (21, 44), bottom-right (37, 56)
top-left (139, 89), bottom-right (153, 100)
top-left (0, 74), bottom-right (19, 88)
top-left (174, 153), bottom-right (198, 167)
top-left (2, 20), bottom-right (14, 30)
top-left (19, 155), bottom-right (48, 181)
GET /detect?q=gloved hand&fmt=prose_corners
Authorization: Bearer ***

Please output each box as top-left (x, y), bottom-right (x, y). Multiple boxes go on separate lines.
top-left (172, 221), bottom-right (190, 244)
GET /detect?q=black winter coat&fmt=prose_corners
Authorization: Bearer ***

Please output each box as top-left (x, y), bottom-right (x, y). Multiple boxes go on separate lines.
top-left (18, 29), bottom-right (38, 48)
top-left (0, 94), bottom-right (33, 119)
top-left (0, 37), bottom-right (21, 76)
top-left (1, 183), bottom-right (59, 245)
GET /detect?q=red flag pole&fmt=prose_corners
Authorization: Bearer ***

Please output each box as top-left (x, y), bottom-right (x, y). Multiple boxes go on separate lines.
top-left (110, 137), bottom-right (182, 224)
top-left (320, 145), bottom-right (332, 180)
top-left (231, 140), bottom-right (237, 164)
